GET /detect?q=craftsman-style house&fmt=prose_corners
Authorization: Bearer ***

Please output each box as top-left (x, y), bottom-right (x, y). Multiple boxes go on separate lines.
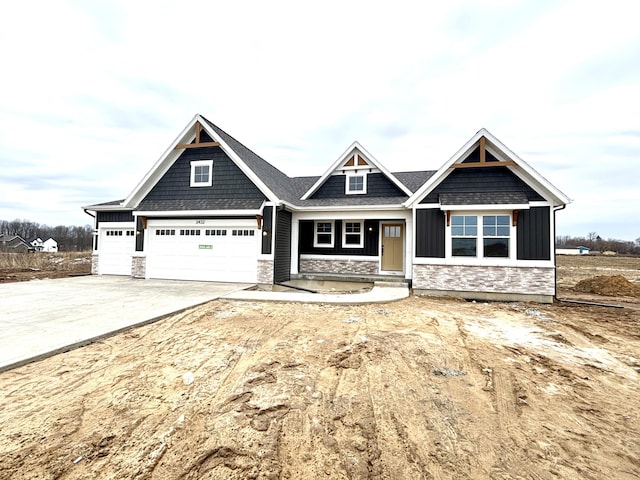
top-left (84, 114), bottom-right (570, 303)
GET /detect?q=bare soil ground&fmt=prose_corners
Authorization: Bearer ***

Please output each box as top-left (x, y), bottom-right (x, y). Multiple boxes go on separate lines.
top-left (1, 256), bottom-right (639, 479)
top-left (0, 252), bottom-right (91, 283)
top-left (557, 255), bottom-right (640, 309)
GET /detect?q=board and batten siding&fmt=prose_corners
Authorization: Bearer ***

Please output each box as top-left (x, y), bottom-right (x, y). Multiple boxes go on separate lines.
top-left (420, 167), bottom-right (544, 204)
top-left (415, 209), bottom-right (445, 258)
top-left (517, 206), bottom-right (551, 260)
top-left (298, 219), bottom-right (379, 256)
top-left (274, 209), bottom-right (292, 283)
top-left (261, 206), bottom-right (273, 255)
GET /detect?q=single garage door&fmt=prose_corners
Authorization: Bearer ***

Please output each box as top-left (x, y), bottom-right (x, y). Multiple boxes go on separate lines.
top-left (99, 228), bottom-right (135, 275)
top-left (146, 226), bottom-right (258, 282)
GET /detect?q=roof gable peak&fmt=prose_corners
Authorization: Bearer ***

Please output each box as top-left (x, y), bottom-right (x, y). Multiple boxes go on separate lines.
top-left (123, 115), bottom-right (280, 208)
top-left (301, 141), bottom-right (412, 200)
top-left (404, 128), bottom-right (571, 207)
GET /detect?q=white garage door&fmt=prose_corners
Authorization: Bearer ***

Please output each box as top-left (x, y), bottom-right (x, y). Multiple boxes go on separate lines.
top-left (99, 228), bottom-right (135, 275)
top-left (146, 226), bottom-right (258, 282)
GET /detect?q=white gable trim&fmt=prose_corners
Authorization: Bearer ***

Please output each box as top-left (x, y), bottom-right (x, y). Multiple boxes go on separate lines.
top-left (301, 141), bottom-right (412, 200)
top-left (123, 114), bottom-right (279, 208)
top-left (404, 129), bottom-right (571, 208)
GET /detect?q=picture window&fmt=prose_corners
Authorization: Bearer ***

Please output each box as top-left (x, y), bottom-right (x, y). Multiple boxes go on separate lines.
top-left (190, 160), bottom-right (213, 187)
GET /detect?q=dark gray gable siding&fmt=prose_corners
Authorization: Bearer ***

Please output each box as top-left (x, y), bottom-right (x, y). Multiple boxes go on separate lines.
top-left (311, 173), bottom-right (406, 199)
top-left (517, 206), bottom-right (551, 260)
top-left (138, 146), bottom-right (267, 210)
top-left (415, 209), bottom-right (445, 258)
top-left (420, 167), bottom-right (545, 204)
top-left (96, 211), bottom-right (134, 223)
top-left (299, 219), bottom-right (379, 256)
top-left (274, 209), bottom-right (292, 283)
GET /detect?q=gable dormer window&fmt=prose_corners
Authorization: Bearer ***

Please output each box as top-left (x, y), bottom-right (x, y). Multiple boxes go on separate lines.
top-left (190, 160), bottom-right (213, 187)
top-left (346, 173), bottom-right (367, 194)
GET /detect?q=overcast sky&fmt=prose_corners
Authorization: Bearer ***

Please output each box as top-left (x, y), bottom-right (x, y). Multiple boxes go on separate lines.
top-left (1, 0), bottom-right (639, 240)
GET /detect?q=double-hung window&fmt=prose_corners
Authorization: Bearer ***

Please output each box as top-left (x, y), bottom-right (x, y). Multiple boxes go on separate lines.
top-left (314, 221), bottom-right (334, 248)
top-left (451, 214), bottom-right (511, 258)
top-left (482, 215), bottom-right (510, 257)
top-left (343, 221), bottom-right (364, 248)
top-left (190, 160), bottom-right (213, 187)
top-left (451, 215), bottom-right (478, 256)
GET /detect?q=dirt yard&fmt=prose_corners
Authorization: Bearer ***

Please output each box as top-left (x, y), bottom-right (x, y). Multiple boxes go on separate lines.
top-left (0, 252), bottom-right (91, 283)
top-left (1, 257), bottom-right (639, 479)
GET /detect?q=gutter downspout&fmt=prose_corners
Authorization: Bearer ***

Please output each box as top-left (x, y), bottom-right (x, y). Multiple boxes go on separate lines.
top-left (83, 209), bottom-right (97, 251)
top-left (552, 204), bottom-right (566, 302)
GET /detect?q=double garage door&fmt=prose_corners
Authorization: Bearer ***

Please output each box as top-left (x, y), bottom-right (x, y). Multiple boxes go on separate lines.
top-left (146, 224), bottom-right (259, 283)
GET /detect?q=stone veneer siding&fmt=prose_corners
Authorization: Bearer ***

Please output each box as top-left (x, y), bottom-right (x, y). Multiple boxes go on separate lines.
top-left (91, 254), bottom-right (99, 275)
top-left (300, 258), bottom-right (379, 276)
top-left (257, 259), bottom-right (274, 284)
top-left (132, 255), bottom-right (146, 279)
top-left (412, 264), bottom-right (555, 296)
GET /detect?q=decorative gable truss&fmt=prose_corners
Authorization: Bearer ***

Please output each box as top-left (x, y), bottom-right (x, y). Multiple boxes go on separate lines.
top-left (301, 142), bottom-right (412, 200)
top-left (123, 115), bottom-right (280, 211)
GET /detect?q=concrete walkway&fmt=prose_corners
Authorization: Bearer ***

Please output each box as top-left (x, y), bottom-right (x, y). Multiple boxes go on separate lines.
top-left (223, 285), bottom-right (409, 304)
top-left (0, 276), bottom-right (409, 372)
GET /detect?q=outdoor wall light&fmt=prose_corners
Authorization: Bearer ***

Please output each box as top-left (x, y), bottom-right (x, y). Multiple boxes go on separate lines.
top-left (262, 230), bottom-right (270, 237)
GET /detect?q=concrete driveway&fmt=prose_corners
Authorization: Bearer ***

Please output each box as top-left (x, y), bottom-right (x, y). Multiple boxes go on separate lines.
top-left (0, 276), bottom-right (250, 372)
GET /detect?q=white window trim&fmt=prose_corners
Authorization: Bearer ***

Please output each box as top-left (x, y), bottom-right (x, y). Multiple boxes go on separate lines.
top-left (446, 212), bottom-right (515, 262)
top-left (342, 220), bottom-right (364, 248)
top-left (345, 172), bottom-right (367, 195)
top-left (190, 160), bottom-right (213, 187)
top-left (314, 220), bottom-right (334, 248)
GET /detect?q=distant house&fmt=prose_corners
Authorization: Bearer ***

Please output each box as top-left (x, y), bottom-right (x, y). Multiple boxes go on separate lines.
top-left (0, 234), bottom-right (33, 253)
top-left (43, 238), bottom-right (58, 252)
top-left (556, 245), bottom-right (590, 255)
top-left (30, 237), bottom-right (44, 251)
top-left (84, 114), bottom-right (570, 303)
top-left (29, 237), bottom-right (58, 252)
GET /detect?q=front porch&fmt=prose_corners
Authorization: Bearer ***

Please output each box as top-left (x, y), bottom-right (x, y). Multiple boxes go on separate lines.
top-left (290, 272), bottom-right (410, 288)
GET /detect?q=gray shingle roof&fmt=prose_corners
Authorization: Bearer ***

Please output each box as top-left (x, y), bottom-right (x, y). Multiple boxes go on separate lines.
top-left (88, 119), bottom-right (532, 213)
top-left (294, 196), bottom-right (410, 207)
top-left (203, 118), bottom-right (299, 203)
top-left (439, 192), bottom-right (529, 205)
top-left (393, 171), bottom-right (437, 193)
top-left (137, 198), bottom-right (265, 211)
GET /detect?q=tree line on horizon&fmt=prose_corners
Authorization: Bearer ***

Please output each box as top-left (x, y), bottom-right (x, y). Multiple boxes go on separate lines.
top-left (0, 219), bottom-right (93, 252)
top-left (557, 232), bottom-right (640, 255)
